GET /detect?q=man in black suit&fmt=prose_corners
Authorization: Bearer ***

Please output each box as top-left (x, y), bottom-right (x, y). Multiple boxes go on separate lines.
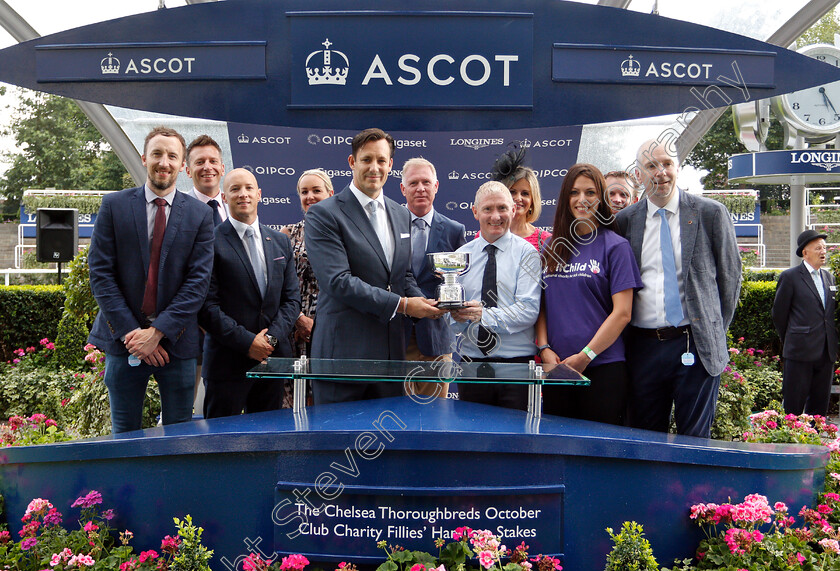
top-left (88, 126), bottom-right (214, 433)
top-left (305, 128), bottom-right (444, 405)
top-left (400, 158), bottom-right (466, 400)
top-left (199, 168), bottom-right (301, 418)
top-left (772, 229), bottom-right (838, 416)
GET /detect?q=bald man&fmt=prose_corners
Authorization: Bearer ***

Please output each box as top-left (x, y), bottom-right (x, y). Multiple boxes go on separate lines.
top-left (615, 139), bottom-right (740, 438)
top-left (199, 168), bottom-right (301, 418)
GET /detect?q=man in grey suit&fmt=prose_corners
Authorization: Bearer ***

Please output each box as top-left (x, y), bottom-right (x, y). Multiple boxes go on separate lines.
top-left (305, 128), bottom-right (445, 405)
top-left (400, 157), bottom-right (466, 399)
top-left (772, 229), bottom-right (838, 416)
top-left (615, 138), bottom-right (741, 438)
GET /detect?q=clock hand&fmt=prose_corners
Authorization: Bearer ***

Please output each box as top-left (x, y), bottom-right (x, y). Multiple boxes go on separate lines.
top-left (821, 87), bottom-right (839, 114)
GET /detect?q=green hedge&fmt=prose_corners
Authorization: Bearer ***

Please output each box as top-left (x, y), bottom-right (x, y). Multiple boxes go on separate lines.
top-left (729, 281), bottom-right (779, 355)
top-left (0, 286), bottom-right (65, 362)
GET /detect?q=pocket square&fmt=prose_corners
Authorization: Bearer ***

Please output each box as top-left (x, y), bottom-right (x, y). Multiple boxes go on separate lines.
top-left (400, 233), bottom-right (410, 239)
top-left (274, 256), bottom-right (285, 261)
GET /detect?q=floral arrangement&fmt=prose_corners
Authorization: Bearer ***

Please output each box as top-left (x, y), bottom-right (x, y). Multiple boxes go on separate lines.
top-left (0, 490), bottom-right (212, 571)
top-left (660, 493), bottom-right (840, 570)
top-left (0, 413), bottom-right (70, 446)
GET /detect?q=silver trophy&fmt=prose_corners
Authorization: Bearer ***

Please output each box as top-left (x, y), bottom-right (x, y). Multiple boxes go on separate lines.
top-left (428, 252), bottom-right (471, 309)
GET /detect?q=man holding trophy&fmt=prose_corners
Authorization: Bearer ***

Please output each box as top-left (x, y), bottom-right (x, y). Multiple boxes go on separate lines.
top-left (400, 158), bottom-right (467, 400)
top-left (447, 181), bottom-right (542, 411)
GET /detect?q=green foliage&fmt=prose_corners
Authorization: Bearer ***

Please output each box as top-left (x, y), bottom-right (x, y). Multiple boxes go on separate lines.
top-left (795, 9), bottom-right (840, 48)
top-left (729, 281), bottom-right (779, 356)
top-left (0, 89), bottom-right (127, 220)
top-left (55, 247), bottom-right (97, 368)
top-left (741, 268), bottom-right (780, 282)
top-left (604, 521), bottom-right (659, 571)
top-left (0, 356), bottom-right (70, 424)
top-left (21, 193), bottom-right (103, 215)
top-left (712, 367), bottom-right (756, 440)
top-left (0, 413), bottom-right (72, 446)
top-left (0, 285), bottom-right (64, 361)
top-left (170, 515), bottom-right (214, 571)
top-left (707, 194), bottom-right (755, 215)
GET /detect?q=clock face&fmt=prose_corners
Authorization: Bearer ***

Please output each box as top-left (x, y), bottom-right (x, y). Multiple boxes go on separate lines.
top-left (781, 45), bottom-right (840, 135)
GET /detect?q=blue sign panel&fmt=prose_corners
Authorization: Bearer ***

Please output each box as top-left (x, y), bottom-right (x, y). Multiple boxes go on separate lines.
top-left (289, 13), bottom-right (532, 109)
top-left (1, 0), bottom-right (838, 130)
top-left (35, 42), bottom-right (266, 82)
top-left (552, 44), bottom-right (775, 87)
top-left (732, 204), bottom-right (761, 237)
top-left (226, 123), bottom-right (582, 233)
top-left (729, 150), bottom-right (840, 184)
top-left (19, 207), bottom-right (96, 238)
top-left (273, 484), bottom-right (564, 561)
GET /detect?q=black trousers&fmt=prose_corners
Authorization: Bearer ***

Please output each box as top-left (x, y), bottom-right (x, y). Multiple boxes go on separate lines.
top-left (203, 376), bottom-right (283, 418)
top-left (312, 380), bottom-right (403, 405)
top-left (625, 327), bottom-right (720, 438)
top-left (542, 361), bottom-right (629, 426)
top-left (782, 346), bottom-right (834, 416)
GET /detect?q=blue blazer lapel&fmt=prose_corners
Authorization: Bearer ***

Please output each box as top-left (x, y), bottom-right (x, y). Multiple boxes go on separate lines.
top-left (159, 191), bottom-right (185, 267)
top-left (338, 188), bottom-right (389, 271)
top-left (222, 221), bottom-right (261, 296)
top-left (131, 187), bottom-right (151, 273)
top-left (260, 224), bottom-right (282, 301)
top-left (385, 197), bottom-right (407, 275)
top-left (679, 190), bottom-right (698, 271)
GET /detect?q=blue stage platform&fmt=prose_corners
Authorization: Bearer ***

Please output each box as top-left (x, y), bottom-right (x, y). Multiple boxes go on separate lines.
top-left (0, 397), bottom-right (827, 570)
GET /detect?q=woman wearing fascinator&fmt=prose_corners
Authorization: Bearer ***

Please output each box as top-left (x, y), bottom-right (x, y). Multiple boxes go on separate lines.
top-left (488, 146), bottom-right (552, 250)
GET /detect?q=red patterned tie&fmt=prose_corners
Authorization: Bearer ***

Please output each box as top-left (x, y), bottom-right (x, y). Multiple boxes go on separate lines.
top-left (141, 198), bottom-right (168, 318)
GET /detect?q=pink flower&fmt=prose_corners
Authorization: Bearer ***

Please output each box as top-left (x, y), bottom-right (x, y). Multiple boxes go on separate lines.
top-left (21, 537), bottom-right (37, 550)
top-left (83, 521), bottom-right (98, 532)
top-left (478, 550), bottom-right (495, 569)
top-left (68, 554), bottom-right (95, 567)
top-left (797, 552), bottom-right (806, 563)
top-left (409, 565), bottom-right (426, 571)
top-left (25, 498), bottom-right (54, 516)
top-left (820, 539), bottom-right (840, 554)
top-left (71, 491), bottom-right (102, 509)
top-left (774, 501), bottom-right (788, 512)
top-left (138, 550), bottom-right (158, 563)
top-left (818, 504), bottom-right (833, 514)
top-left (279, 554), bottom-right (310, 571)
top-left (40, 338), bottom-right (50, 346)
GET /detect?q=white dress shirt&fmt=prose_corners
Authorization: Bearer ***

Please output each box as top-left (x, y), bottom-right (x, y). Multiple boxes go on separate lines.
top-left (229, 216), bottom-right (266, 283)
top-left (349, 183), bottom-right (394, 268)
top-left (188, 186), bottom-right (228, 223)
top-left (632, 190), bottom-right (690, 328)
top-left (144, 185), bottom-right (175, 243)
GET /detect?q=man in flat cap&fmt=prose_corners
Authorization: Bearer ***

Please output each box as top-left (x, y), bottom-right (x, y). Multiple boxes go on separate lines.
top-left (772, 229), bottom-right (838, 415)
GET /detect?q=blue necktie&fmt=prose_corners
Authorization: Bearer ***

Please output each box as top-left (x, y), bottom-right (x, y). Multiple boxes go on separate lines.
top-left (208, 199), bottom-right (223, 227)
top-left (658, 209), bottom-right (683, 327)
top-left (245, 226), bottom-right (267, 297)
top-left (411, 218), bottom-right (427, 276)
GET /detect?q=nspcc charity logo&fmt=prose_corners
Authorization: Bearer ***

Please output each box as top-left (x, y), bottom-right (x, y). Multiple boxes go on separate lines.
top-left (306, 39), bottom-right (349, 85)
top-left (589, 259), bottom-right (600, 275)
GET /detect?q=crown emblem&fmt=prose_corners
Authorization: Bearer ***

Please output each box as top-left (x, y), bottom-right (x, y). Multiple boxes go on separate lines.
top-left (620, 55), bottom-right (641, 78)
top-left (100, 52), bottom-right (120, 75)
top-left (448, 170), bottom-right (459, 180)
top-left (237, 133), bottom-right (249, 144)
top-left (306, 39), bottom-right (349, 86)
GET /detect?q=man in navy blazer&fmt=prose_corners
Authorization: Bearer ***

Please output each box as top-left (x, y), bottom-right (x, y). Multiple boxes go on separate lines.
top-left (199, 169), bottom-right (301, 418)
top-left (615, 139), bottom-right (741, 438)
top-left (305, 128), bottom-right (445, 405)
top-left (400, 158), bottom-right (466, 399)
top-left (88, 126), bottom-right (214, 434)
top-left (772, 230), bottom-right (838, 416)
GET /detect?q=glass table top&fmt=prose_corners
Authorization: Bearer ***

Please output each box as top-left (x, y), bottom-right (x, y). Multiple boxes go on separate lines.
top-left (247, 358), bottom-right (589, 385)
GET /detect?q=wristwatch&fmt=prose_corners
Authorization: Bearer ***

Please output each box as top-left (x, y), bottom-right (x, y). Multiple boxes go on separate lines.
top-left (537, 344), bottom-right (551, 352)
top-left (264, 333), bottom-right (278, 348)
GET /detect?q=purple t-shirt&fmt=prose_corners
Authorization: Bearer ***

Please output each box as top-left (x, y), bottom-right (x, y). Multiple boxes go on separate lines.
top-left (543, 229), bottom-right (642, 365)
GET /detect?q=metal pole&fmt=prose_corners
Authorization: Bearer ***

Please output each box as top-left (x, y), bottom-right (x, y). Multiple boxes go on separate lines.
top-left (789, 136), bottom-right (807, 267)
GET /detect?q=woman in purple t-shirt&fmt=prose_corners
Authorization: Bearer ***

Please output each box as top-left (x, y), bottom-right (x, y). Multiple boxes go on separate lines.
top-left (535, 163), bottom-right (642, 425)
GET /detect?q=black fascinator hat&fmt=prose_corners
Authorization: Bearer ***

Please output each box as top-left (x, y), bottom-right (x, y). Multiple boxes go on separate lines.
top-left (491, 144), bottom-right (527, 183)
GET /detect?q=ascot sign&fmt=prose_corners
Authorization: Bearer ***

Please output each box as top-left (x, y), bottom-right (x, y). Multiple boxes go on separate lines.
top-left (4, 0), bottom-right (840, 130)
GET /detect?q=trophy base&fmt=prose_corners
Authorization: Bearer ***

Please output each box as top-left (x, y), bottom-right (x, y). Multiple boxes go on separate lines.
top-left (437, 300), bottom-right (468, 310)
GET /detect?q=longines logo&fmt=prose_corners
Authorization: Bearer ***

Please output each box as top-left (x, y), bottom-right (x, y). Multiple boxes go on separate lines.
top-left (449, 138), bottom-right (504, 150)
top-left (306, 39), bottom-right (349, 86)
top-left (791, 151), bottom-right (840, 172)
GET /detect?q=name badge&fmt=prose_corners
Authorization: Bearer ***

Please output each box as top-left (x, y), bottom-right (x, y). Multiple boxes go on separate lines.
top-left (400, 233), bottom-right (410, 239)
top-left (831, 285), bottom-right (837, 292)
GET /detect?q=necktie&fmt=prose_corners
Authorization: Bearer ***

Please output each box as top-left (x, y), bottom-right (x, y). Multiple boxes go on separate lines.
top-left (141, 197), bottom-right (168, 318)
top-left (245, 226), bottom-right (267, 297)
top-left (411, 218), bottom-right (427, 275)
top-left (477, 244), bottom-right (500, 355)
top-left (658, 209), bottom-right (684, 327)
top-left (365, 201), bottom-right (391, 268)
top-left (208, 199), bottom-right (222, 226)
top-left (814, 270), bottom-right (826, 308)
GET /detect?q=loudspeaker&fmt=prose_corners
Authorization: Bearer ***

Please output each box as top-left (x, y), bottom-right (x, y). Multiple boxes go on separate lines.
top-left (36, 208), bottom-right (78, 263)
